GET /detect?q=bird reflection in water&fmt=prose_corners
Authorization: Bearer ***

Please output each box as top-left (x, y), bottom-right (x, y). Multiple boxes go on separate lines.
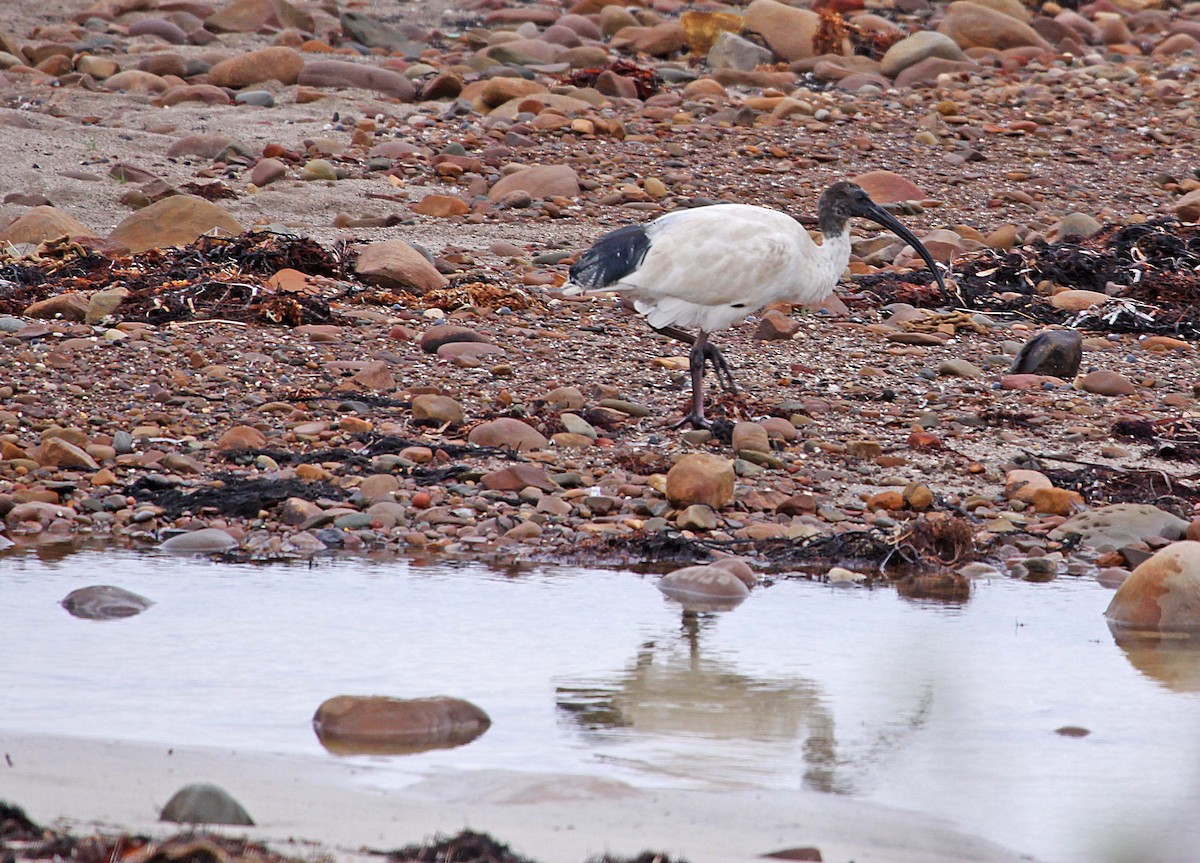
top-left (556, 598), bottom-right (932, 794)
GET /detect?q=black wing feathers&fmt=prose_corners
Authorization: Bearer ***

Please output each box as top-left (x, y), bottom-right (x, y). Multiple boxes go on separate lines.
top-left (569, 224), bottom-right (652, 289)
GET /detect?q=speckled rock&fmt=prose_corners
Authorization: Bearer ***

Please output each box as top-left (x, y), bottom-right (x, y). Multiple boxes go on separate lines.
top-left (742, 0), bottom-right (821, 62)
top-left (160, 528), bottom-right (239, 554)
top-left (880, 31), bottom-right (967, 78)
top-left (1077, 369), bottom-right (1136, 396)
top-left (297, 59), bottom-right (416, 101)
top-left (488, 165), bottom-right (580, 201)
top-left (411, 394), bottom-right (464, 426)
top-left (1050, 504), bottom-right (1190, 549)
top-left (852, 170), bottom-right (928, 204)
top-left (658, 564), bottom-right (750, 605)
top-left (938, 1), bottom-right (1052, 51)
top-left (205, 0), bottom-right (314, 34)
top-left (207, 46), bottom-right (303, 88)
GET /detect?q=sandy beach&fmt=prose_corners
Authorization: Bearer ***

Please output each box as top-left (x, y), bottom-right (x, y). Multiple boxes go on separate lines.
top-left (3, 731), bottom-right (1038, 863)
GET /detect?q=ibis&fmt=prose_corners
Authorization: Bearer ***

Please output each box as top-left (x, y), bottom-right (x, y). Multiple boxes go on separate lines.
top-left (566, 181), bottom-right (947, 429)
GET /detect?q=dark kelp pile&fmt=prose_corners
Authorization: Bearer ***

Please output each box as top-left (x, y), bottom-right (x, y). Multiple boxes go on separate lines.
top-left (0, 802), bottom-right (304, 863)
top-left (852, 218), bottom-right (1200, 338)
top-left (0, 232), bottom-right (344, 325)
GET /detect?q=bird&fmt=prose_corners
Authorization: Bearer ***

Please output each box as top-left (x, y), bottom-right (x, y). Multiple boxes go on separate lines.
top-left (565, 181), bottom-right (948, 429)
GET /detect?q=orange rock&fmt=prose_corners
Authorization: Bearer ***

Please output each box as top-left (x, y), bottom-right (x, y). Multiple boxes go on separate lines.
top-left (1005, 469), bottom-right (1053, 502)
top-left (1141, 336), bottom-right (1190, 352)
top-left (867, 490), bottom-right (906, 511)
top-left (217, 425), bottom-right (268, 450)
top-left (35, 438), bottom-right (99, 470)
top-left (412, 194), bottom-right (470, 218)
top-left (1105, 541), bottom-right (1200, 632)
top-left (666, 453), bottom-right (735, 509)
top-left (1030, 487), bottom-right (1085, 516)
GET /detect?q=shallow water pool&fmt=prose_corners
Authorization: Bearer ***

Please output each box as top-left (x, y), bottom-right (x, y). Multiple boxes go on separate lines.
top-left (2, 545), bottom-right (1199, 862)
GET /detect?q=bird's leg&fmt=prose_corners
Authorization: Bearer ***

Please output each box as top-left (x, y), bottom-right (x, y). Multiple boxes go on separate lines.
top-left (675, 330), bottom-right (712, 430)
top-left (652, 325), bottom-right (738, 394)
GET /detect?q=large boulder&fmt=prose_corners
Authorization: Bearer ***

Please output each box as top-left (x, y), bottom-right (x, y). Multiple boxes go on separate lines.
top-left (937, 1), bottom-right (1052, 51)
top-left (742, 0), bottom-right (822, 62)
top-left (1105, 541), bottom-right (1200, 633)
top-left (206, 46), bottom-right (303, 88)
top-left (488, 165), bottom-right (580, 201)
top-left (107, 196), bottom-right (244, 253)
top-left (1049, 504), bottom-right (1190, 549)
top-left (0, 206), bottom-right (95, 244)
top-left (354, 240), bottom-right (448, 294)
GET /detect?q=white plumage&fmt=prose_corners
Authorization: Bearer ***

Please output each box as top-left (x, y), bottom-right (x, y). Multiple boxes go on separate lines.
top-left (621, 205), bottom-right (849, 333)
top-left (568, 182), bottom-right (945, 429)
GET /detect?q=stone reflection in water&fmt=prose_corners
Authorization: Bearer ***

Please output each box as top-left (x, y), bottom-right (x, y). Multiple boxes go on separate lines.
top-left (557, 608), bottom-right (845, 792)
top-left (1109, 627), bottom-right (1200, 693)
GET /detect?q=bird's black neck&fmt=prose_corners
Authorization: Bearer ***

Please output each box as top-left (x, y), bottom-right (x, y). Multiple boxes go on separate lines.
top-left (818, 209), bottom-right (849, 238)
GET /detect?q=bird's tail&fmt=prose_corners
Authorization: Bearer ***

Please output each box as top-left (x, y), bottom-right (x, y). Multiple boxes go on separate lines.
top-left (565, 224), bottom-right (652, 294)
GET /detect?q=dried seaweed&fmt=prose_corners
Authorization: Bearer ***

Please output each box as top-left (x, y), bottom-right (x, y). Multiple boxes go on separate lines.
top-left (0, 801), bottom-right (41, 842)
top-left (0, 232), bottom-right (346, 324)
top-left (387, 831), bottom-right (534, 863)
top-left (562, 60), bottom-right (662, 100)
top-left (850, 219), bottom-right (1200, 338)
top-left (126, 474), bottom-right (348, 519)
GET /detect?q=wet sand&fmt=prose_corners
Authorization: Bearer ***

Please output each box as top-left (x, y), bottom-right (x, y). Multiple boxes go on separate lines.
top-left (3, 732), bottom-right (1034, 863)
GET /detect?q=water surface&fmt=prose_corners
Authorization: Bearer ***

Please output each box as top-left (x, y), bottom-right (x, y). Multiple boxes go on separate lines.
top-left (2, 546), bottom-right (1198, 862)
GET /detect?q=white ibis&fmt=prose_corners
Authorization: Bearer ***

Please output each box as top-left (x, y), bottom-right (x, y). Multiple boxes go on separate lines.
top-left (566, 181), bottom-right (947, 429)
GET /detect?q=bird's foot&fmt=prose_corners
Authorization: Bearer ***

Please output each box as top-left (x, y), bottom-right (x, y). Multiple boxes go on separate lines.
top-left (703, 344), bottom-right (739, 394)
top-left (672, 411), bottom-right (712, 431)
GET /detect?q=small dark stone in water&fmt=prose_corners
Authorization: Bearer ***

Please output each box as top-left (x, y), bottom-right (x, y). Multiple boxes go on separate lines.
top-left (1010, 329), bottom-right (1082, 378)
top-left (61, 585), bottom-right (153, 620)
top-left (160, 783), bottom-right (254, 825)
top-left (1055, 726), bottom-right (1091, 737)
top-left (761, 848), bottom-right (823, 861)
top-left (896, 570), bottom-right (971, 601)
top-left (1022, 557), bottom-right (1058, 582)
top-left (313, 527), bottom-right (346, 546)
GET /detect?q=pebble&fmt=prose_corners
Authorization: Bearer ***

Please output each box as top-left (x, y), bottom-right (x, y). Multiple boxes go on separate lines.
top-left (61, 585), bottom-right (153, 620)
top-left (666, 454), bottom-right (735, 509)
top-left (1077, 370), bottom-right (1136, 396)
top-left (411, 394), bottom-right (464, 426)
top-left (658, 563), bottom-right (750, 606)
top-left (468, 418), bottom-right (549, 452)
top-left (160, 784), bottom-right (254, 826)
top-left (354, 240), bottom-right (448, 294)
top-left (160, 528), bottom-right (238, 554)
top-left (312, 695), bottom-right (490, 754)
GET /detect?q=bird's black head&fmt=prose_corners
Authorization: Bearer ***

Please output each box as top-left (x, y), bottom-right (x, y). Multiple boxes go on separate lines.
top-left (818, 180), bottom-right (947, 295)
top-left (817, 181), bottom-right (875, 235)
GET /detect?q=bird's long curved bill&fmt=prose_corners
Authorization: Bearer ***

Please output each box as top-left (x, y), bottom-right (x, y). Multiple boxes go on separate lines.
top-left (864, 203), bottom-right (947, 292)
